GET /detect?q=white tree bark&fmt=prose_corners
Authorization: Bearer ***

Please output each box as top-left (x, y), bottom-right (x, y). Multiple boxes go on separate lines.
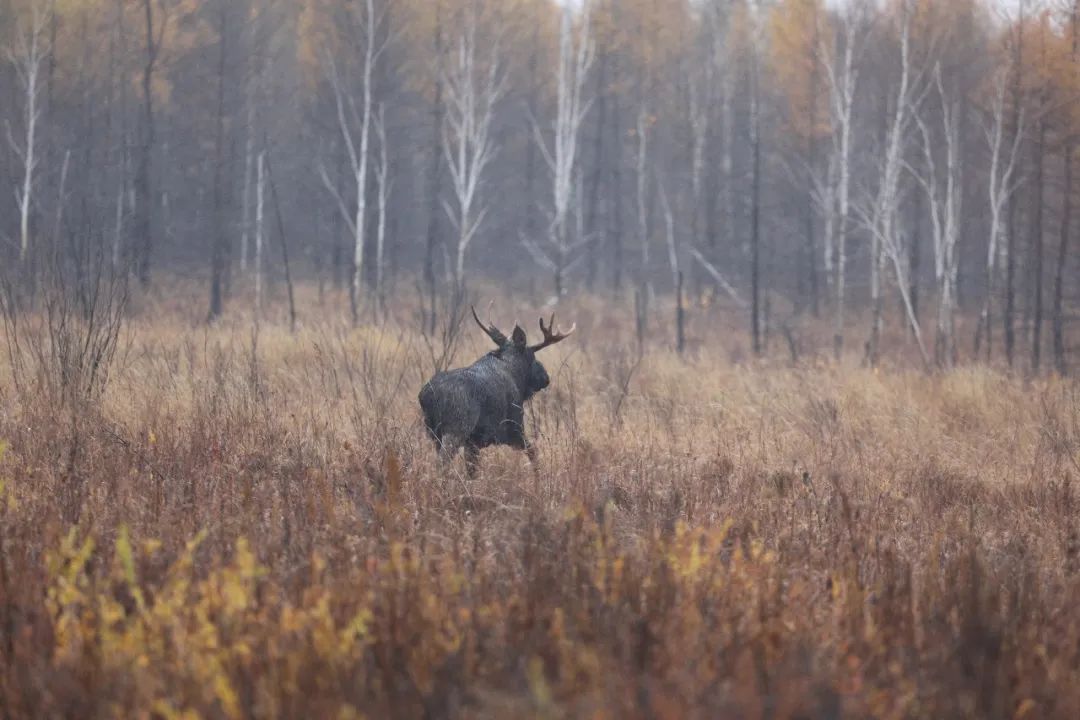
top-left (912, 70), bottom-right (963, 367)
top-left (978, 67), bottom-right (1024, 356)
top-left (818, 4), bottom-right (860, 356)
top-left (353, 0), bottom-right (375, 311)
top-left (857, 3), bottom-right (928, 365)
top-left (688, 246), bottom-right (746, 308)
top-left (316, 0), bottom-right (385, 321)
top-left (523, 2), bottom-right (595, 296)
top-left (849, 4), bottom-right (936, 368)
top-left (374, 103), bottom-right (391, 310)
top-left (660, 181), bottom-right (678, 292)
top-left (441, 5), bottom-right (505, 293)
top-left (239, 11), bottom-right (267, 278)
top-left (6, 1), bottom-right (50, 264)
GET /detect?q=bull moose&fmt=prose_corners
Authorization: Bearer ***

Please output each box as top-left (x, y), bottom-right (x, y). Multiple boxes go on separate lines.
top-left (419, 305), bottom-right (574, 476)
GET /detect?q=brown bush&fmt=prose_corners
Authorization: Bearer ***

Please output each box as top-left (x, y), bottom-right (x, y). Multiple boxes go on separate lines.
top-left (1, 287), bottom-right (1079, 719)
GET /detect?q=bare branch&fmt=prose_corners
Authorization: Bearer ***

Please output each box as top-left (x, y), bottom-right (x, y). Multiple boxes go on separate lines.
top-left (688, 247), bottom-right (746, 309)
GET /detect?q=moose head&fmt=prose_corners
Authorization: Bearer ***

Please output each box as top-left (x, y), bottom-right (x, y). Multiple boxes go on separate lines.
top-left (469, 303), bottom-right (573, 399)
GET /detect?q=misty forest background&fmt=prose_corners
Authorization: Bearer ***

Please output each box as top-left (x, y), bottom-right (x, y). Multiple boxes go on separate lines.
top-left (2, 0), bottom-right (1079, 371)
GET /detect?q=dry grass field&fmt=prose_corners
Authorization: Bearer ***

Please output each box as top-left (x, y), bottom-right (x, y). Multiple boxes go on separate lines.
top-left (2, 285), bottom-right (1080, 718)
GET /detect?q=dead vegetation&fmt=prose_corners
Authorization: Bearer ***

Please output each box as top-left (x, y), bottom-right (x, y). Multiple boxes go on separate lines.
top-left (1, 287), bottom-right (1079, 719)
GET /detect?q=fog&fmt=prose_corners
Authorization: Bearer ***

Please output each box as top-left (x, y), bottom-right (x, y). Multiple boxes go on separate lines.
top-left (1, 0), bottom-right (1077, 371)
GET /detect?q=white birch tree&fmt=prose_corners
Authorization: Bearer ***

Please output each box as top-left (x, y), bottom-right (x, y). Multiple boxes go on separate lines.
top-left (855, 2), bottom-right (930, 366)
top-left (5, 0), bottom-right (50, 265)
top-left (441, 4), bottom-right (505, 295)
top-left (976, 66), bottom-right (1024, 359)
top-left (817, 2), bottom-right (862, 358)
top-left (911, 69), bottom-right (964, 368)
top-left (316, 0), bottom-right (387, 323)
top-left (374, 103), bottom-right (391, 312)
top-left (660, 181), bottom-right (678, 294)
top-left (523, 2), bottom-right (595, 297)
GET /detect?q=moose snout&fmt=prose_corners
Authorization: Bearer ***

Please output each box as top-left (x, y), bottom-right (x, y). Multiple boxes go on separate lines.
top-left (532, 365), bottom-right (550, 392)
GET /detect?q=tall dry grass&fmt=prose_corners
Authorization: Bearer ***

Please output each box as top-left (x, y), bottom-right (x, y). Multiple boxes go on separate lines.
top-left (1, 285), bottom-right (1079, 718)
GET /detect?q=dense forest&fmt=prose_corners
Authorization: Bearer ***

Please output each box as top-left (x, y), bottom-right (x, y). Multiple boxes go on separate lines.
top-left (1, 0), bottom-right (1079, 371)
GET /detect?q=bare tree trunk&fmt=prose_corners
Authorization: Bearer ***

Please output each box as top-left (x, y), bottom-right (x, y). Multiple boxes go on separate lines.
top-left (635, 105), bottom-right (651, 296)
top-left (689, 52), bottom-right (711, 250)
top-left (610, 57), bottom-right (624, 294)
top-left (864, 4), bottom-right (917, 367)
top-left (977, 68), bottom-right (1023, 362)
top-left (833, 69), bottom-right (852, 361)
top-left (208, 0), bottom-right (229, 321)
top-left (909, 189), bottom-right (922, 330)
top-left (317, 0), bottom-right (385, 325)
top-left (110, 0), bottom-right (129, 274)
top-left (805, 12), bottom-right (821, 317)
top-left (375, 105), bottom-right (390, 314)
top-left (8, 2), bottom-right (49, 270)
top-left (264, 147), bottom-right (296, 334)
top-left (1054, 4), bottom-right (1078, 375)
top-left (720, 55), bottom-right (734, 263)
top-left (135, 0), bottom-right (157, 288)
top-left (805, 146), bottom-right (818, 317)
top-left (1005, 197), bottom-right (1018, 366)
top-left (660, 182), bottom-right (678, 296)
top-left (750, 57), bottom-right (762, 358)
top-left (113, 190), bottom-right (124, 271)
top-left (522, 23), bottom-right (540, 288)
top-left (423, 2), bottom-right (443, 334)
top-left (441, 4), bottom-right (505, 295)
top-left (1053, 140), bottom-right (1071, 375)
top-left (240, 79), bottom-right (256, 276)
top-left (1005, 2), bottom-right (1025, 368)
top-left (352, 0), bottom-right (376, 322)
top-left (524, 3), bottom-right (594, 297)
top-left (332, 146), bottom-right (345, 291)
top-left (1031, 114), bottom-right (1046, 373)
top-left (585, 50), bottom-right (607, 293)
top-left (676, 271), bottom-right (685, 355)
top-left (255, 152), bottom-right (265, 312)
top-left (915, 72), bottom-right (962, 369)
top-left (820, 6), bottom-right (859, 360)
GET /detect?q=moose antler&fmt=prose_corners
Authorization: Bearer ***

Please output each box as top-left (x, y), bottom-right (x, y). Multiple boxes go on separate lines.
top-left (471, 302), bottom-right (508, 346)
top-left (529, 313), bottom-right (576, 352)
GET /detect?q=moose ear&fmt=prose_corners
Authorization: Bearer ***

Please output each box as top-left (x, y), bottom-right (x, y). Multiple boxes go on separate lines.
top-left (511, 325), bottom-right (527, 348)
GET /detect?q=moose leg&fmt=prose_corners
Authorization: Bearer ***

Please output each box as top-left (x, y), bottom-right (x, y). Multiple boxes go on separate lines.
top-left (500, 410), bottom-right (540, 480)
top-left (464, 443), bottom-right (481, 479)
top-left (506, 425), bottom-right (540, 478)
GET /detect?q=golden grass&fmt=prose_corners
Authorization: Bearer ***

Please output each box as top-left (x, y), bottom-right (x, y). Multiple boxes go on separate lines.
top-left (1, 286), bottom-right (1079, 718)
